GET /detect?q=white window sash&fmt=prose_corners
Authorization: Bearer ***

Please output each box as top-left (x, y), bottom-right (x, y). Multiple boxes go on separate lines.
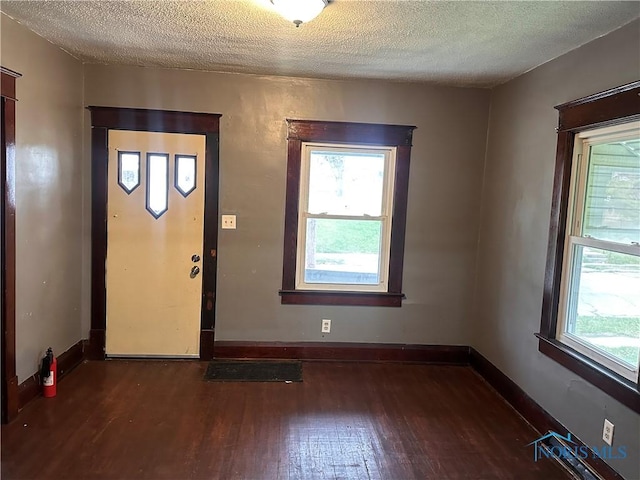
top-left (295, 142), bottom-right (396, 292)
top-left (568, 236), bottom-right (640, 256)
top-left (557, 240), bottom-right (640, 382)
top-left (557, 331), bottom-right (639, 381)
top-left (556, 123), bottom-right (640, 379)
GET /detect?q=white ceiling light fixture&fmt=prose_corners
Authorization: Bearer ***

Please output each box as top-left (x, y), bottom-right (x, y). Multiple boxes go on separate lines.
top-left (271, 0), bottom-right (328, 27)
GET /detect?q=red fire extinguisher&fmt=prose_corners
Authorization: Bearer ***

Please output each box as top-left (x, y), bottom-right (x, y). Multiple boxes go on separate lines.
top-left (41, 347), bottom-right (57, 398)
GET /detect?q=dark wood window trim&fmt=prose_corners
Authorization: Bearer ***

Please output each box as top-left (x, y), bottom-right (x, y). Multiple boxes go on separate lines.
top-left (88, 107), bottom-right (221, 361)
top-left (279, 119), bottom-right (416, 307)
top-left (538, 81), bottom-right (640, 414)
top-left (1, 66), bottom-right (21, 424)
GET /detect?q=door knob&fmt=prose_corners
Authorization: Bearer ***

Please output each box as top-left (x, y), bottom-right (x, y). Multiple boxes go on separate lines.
top-left (191, 254), bottom-right (201, 262)
top-left (190, 266), bottom-right (200, 278)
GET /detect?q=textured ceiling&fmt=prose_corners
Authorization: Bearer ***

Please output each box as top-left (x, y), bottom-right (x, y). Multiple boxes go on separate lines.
top-left (1, 0), bottom-right (639, 87)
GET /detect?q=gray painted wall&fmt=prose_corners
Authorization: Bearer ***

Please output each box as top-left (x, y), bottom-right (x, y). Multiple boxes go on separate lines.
top-left (3, 11), bottom-right (638, 477)
top-left (474, 20), bottom-right (640, 479)
top-left (1, 15), bottom-right (85, 382)
top-left (83, 65), bottom-right (491, 347)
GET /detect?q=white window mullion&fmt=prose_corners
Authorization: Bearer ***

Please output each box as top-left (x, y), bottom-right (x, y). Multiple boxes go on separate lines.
top-left (570, 235), bottom-right (640, 256)
top-left (307, 213), bottom-right (386, 222)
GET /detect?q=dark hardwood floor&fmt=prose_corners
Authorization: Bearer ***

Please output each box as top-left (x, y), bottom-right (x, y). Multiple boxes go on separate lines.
top-left (1, 361), bottom-right (569, 480)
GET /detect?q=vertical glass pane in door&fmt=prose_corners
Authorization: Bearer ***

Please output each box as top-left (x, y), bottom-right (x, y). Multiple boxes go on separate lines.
top-left (146, 153), bottom-right (169, 218)
top-left (175, 155), bottom-right (197, 197)
top-left (118, 152), bottom-right (140, 194)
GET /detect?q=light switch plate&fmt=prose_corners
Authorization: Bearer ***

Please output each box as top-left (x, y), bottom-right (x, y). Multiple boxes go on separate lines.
top-left (221, 215), bottom-right (236, 229)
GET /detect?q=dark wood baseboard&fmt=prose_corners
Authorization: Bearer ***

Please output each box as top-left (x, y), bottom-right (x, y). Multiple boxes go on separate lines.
top-left (469, 347), bottom-right (623, 480)
top-left (17, 375), bottom-right (38, 410)
top-left (213, 341), bottom-right (470, 364)
top-left (17, 340), bottom-right (86, 411)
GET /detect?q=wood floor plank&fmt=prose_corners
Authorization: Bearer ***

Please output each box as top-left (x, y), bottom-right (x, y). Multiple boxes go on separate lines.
top-left (1, 360), bottom-right (569, 479)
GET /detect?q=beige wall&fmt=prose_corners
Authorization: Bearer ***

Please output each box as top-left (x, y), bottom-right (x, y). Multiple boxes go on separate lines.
top-left (474, 20), bottom-right (640, 479)
top-left (1, 14), bottom-right (85, 382)
top-left (84, 65), bottom-right (491, 346)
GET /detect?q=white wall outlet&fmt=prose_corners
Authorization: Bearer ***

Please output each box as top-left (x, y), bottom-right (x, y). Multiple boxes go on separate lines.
top-left (321, 319), bottom-right (331, 333)
top-left (602, 419), bottom-right (614, 446)
top-left (221, 215), bottom-right (236, 229)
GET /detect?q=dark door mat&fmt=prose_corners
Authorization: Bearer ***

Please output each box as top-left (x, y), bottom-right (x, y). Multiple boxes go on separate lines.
top-left (204, 360), bottom-right (303, 382)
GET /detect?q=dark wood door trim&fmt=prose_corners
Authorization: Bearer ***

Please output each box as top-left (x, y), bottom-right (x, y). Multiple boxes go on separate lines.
top-left (87, 107), bottom-right (222, 361)
top-left (1, 66), bottom-right (21, 424)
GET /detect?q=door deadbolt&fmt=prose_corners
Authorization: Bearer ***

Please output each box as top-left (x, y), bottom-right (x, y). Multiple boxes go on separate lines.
top-left (191, 254), bottom-right (201, 262)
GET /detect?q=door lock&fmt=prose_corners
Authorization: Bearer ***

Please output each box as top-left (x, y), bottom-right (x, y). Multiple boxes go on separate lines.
top-left (190, 266), bottom-right (200, 278)
top-left (191, 254), bottom-right (201, 262)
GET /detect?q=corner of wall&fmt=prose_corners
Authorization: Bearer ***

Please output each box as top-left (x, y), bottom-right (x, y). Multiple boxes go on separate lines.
top-left (469, 89), bottom-right (494, 351)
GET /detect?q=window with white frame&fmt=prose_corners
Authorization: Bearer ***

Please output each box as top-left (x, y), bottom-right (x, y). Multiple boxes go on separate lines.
top-left (296, 143), bottom-right (396, 292)
top-left (557, 121), bottom-right (640, 382)
top-left (279, 119), bottom-right (415, 307)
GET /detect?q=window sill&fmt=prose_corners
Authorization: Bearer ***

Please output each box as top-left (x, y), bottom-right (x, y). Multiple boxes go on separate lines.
top-left (279, 290), bottom-right (404, 307)
top-left (535, 334), bottom-right (640, 413)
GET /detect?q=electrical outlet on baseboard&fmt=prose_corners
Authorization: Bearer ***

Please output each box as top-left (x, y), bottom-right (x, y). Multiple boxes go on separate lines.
top-left (602, 419), bottom-right (614, 446)
top-left (321, 319), bottom-right (331, 333)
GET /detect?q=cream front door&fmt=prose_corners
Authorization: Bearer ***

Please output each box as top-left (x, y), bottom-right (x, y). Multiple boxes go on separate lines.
top-left (106, 130), bottom-right (205, 357)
